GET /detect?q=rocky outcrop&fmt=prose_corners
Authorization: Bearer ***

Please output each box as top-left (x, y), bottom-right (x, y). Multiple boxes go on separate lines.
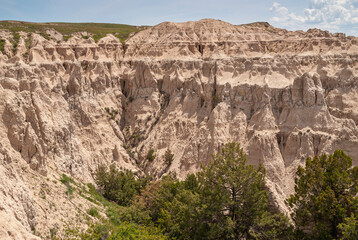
top-left (1, 19), bottom-right (358, 238)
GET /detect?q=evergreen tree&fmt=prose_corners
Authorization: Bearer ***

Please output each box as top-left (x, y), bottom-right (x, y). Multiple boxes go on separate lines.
top-left (137, 175), bottom-right (201, 240)
top-left (164, 148), bottom-right (174, 166)
top-left (287, 150), bottom-right (358, 239)
top-left (338, 214), bottom-right (358, 240)
top-left (146, 149), bottom-right (156, 162)
top-left (94, 143), bottom-right (292, 240)
top-left (197, 142), bottom-right (268, 239)
top-left (95, 165), bottom-right (143, 206)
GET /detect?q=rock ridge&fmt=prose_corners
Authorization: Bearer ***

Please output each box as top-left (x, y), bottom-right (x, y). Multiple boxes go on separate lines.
top-left (0, 19), bottom-right (358, 238)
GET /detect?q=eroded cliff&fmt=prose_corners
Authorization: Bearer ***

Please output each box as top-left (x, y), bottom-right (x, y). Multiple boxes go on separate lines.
top-left (1, 19), bottom-right (358, 239)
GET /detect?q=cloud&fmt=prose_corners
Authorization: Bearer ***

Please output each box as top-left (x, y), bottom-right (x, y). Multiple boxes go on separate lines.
top-left (270, 0), bottom-right (358, 35)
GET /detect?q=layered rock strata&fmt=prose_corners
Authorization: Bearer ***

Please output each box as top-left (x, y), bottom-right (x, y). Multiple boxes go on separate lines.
top-left (0, 19), bottom-right (358, 238)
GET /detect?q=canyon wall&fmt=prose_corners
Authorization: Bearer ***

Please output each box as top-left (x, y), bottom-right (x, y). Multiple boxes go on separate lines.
top-left (1, 19), bottom-right (358, 238)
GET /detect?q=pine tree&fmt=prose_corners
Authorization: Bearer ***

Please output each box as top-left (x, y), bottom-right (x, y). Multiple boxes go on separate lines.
top-left (164, 148), bottom-right (174, 166)
top-left (197, 142), bottom-right (268, 239)
top-left (287, 150), bottom-right (358, 239)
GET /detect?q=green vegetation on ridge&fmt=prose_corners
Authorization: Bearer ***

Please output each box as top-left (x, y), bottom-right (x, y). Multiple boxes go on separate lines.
top-left (0, 21), bottom-right (146, 43)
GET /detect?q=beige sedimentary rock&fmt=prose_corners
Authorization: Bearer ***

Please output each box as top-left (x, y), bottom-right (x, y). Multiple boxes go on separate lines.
top-left (0, 19), bottom-right (358, 237)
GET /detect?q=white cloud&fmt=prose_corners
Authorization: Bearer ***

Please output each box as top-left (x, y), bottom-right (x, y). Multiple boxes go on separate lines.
top-left (270, 2), bottom-right (289, 15)
top-left (270, 0), bottom-right (358, 35)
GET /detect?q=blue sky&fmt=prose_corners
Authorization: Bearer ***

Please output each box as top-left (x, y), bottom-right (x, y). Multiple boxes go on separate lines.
top-left (0, 0), bottom-right (357, 36)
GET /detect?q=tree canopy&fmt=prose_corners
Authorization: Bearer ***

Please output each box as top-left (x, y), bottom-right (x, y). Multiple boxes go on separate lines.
top-left (95, 164), bottom-right (147, 206)
top-left (137, 142), bottom-right (292, 239)
top-left (287, 150), bottom-right (358, 239)
top-left (78, 143), bottom-right (293, 240)
top-left (197, 142), bottom-right (268, 239)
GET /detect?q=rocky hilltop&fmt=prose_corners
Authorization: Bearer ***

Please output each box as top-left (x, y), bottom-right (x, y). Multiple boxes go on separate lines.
top-left (1, 19), bottom-right (358, 239)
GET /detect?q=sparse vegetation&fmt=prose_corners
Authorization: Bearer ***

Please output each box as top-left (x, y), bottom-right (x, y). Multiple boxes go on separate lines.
top-left (87, 207), bottom-right (99, 218)
top-left (60, 173), bottom-right (74, 185)
top-left (104, 107), bottom-right (119, 120)
top-left (39, 31), bottom-right (50, 40)
top-left (49, 227), bottom-right (57, 239)
top-left (129, 127), bottom-right (142, 145)
top-left (5, 31), bottom-right (21, 55)
top-left (146, 148), bottom-right (156, 162)
top-left (0, 39), bottom-right (5, 55)
top-left (123, 125), bottom-right (145, 153)
top-left (39, 188), bottom-right (46, 199)
top-left (60, 174), bottom-right (75, 196)
top-left (0, 21), bottom-right (146, 43)
top-left (22, 33), bottom-right (32, 59)
top-left (63, 35), bottom-right (71, 42)
top-left (160, 91), bottom-right (170, 111)
top-left (212, 93), bottom-right (220, 108)
top-left (164, 148), bottom-right (174, 166)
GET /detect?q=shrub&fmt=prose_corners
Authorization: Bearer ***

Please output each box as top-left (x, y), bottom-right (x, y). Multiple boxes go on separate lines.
top-left (146, 149), bottom-right (156, 162)
top-left (60, 174), bottom-right (74, 185)
top-left (87, 207), bottom-right (99, 218)
top-left (95, 165), bottom-right (143, 206)
top-left (0, 39), bottom-right (5, 55)
top-left (64, 222), bottom-right (168, 240)
top-left (60, 174), bottom-right (75, 196)
top-left (164, 148), bottom-right (174, 166)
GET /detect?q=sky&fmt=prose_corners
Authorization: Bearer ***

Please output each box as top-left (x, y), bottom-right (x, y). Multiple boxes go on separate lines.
top-left (0, 0), bottom-right (357, 36)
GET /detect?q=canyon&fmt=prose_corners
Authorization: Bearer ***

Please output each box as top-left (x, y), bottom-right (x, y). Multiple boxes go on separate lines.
top-left (0, 19), bottom-right (358, 239)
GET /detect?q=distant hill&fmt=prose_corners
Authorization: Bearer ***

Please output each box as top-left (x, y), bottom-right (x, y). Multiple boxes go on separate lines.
top-left (0, 20), bottom-right (147, 42)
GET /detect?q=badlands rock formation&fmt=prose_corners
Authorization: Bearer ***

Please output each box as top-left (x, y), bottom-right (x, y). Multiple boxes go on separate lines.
top-left (0, 19), bottom-right (358, 238)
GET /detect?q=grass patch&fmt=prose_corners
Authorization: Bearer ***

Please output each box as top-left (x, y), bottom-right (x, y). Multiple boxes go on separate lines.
top-left (81, 183), bottom-right (128, 224)
top-left (64, 221), bottom-right (168, 240)
top-left (60, 174), bottom-right (75, 196)
top-left (60, 174), bottom-right (74, 185)
top-left (86, 183), bottom-right (109, 205)
top-left (11, 32), bottom-right (20, 55)
top-left (63, 35), bottom-right (71, 42)
top-left (65, 186), bottom-right (74, 195)
top-left (23, 33), bottom-right (32, 59)
top-left (87, 207), bottom-right (99, 218)
top-left (0, 21), bottom-right (147, 43)
top-left (0, 39), bottom-right (5, 55)
top-left (39, 32), bottom-right (50, 40)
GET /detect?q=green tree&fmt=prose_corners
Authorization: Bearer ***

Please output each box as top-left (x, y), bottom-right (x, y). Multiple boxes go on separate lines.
top-left (138, 143), bottom-right (292, 240)
top-left (249, 212), bottom-right (294, 240)
top-left (63, 222), bottom-right (168, 240)
top-left (164, 148), bottom-right (174, 166)
top-left (95, 165), bottom-right (143, 206)
top-left (287, 150), bottom-right (358, 239)
top-left (137, 175), bottom-right (201, 239)
top-left (338, 214), bottom-right (358, 240)
top-left (196, 142), bottom-right (269, 239)
top-left (146, 149), bottom-right (156, 162)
